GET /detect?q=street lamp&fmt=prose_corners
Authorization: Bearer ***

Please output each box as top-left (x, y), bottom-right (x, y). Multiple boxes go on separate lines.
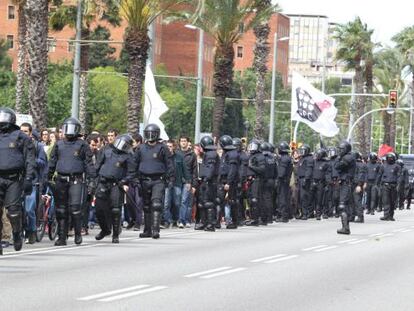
top-left (185, 24), bottom-right (204, 144)
top-left (269, 33), bottom-right (289, 144)
top-left (244, 120), bottom-right (250, 140)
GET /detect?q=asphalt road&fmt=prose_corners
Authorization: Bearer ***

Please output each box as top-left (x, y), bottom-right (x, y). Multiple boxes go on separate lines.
top-left (1, 209), bottom-right (414, 311)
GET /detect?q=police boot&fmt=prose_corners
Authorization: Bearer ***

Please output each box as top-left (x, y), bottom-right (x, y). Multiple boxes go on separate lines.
top-left (72, 214), bottom-right (82, 245)
top-left (8, 212), bottom-right (23, 251)
top-left (245, 207), bottom-right (259, 226)
top-left (227, 205), bottom-right (238, 229)
top-left (95, 206), bottom-right (111, 240)
top-left (139, 212), bottom-right (152, 238)
top-left (194, 209), bottom-right (206, 230)
top-left (152, 211), bottom-right (161, 239)
top-left (112, 209), bottom-right (121, 244)
top-left (354, 216), bottom-right (364, 223)
top-left (204, 208), bottom-right (216, 232)
top-left (215, 206), bottom-right (221, 229)
top-left (337, 212), bottom-right (350, 235)
top-left (55, 219), bottom-right (67, 246)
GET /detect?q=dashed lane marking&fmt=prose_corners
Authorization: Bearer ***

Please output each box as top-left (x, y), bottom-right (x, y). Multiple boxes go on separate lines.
top-left (393, 228), bottom-right (408, 233)
top-left (78, 285), bottom-right (150, 301)
top-left (313, 245), bottom-right (338, 252)
top-left (250, 254), bottom-right (287, 263)
top-left (184, 267), bottom-right (232, 278)
top-left (347, 239), bottom-right (368, 245)
top-left (369, 233), bottom-right (385, 237)
top-left (200, 267), bottom-right (247, 279)
top-left (264, 255), bottom-right (298, 264)
top-left (302, 245), bottom-right (329, 251)
top-left (98, 286), bottom-right (167, 302)
top-left (400, 229), bottom-right (412, 233)
top-left (377, 233), bottom-right (394, 238)
top-left (337, 239), bottom-right (358, 244)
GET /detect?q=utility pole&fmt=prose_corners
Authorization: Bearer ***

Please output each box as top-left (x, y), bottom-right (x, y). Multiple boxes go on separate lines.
top-left (71, 0), bottom-right (82, 119)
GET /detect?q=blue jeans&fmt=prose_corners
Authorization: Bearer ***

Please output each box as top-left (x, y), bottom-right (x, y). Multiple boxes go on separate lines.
top-left (179, 186), bottom-right (192, 225)
top-left (163, 186), bottom-right (182, 224)
top-left (25, 186), bottom-right (37, 233)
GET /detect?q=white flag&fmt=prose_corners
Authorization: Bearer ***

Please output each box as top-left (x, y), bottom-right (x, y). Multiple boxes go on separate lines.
top-left (144, 65), bottom-right (169, 140)
top-left (291, 72), bottom-right (339, 137)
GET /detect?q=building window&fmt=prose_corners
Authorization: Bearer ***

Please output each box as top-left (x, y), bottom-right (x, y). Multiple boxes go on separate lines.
top-left (48, 37), bottom-right (56, 52)
top-left (67, 41), bottom-right (74, 52)
top-left (8, 6), bottom-right (15, 19)
top-left (6, 35), bottom-right (14, 49)
top-left (239, 23), bottom-right (245, 34)
top-left (237, 46), bottom-right (243, 58)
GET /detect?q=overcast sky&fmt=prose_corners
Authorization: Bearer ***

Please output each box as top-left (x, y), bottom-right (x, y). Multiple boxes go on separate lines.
top-left (276, 0), bottom-right (413, 46)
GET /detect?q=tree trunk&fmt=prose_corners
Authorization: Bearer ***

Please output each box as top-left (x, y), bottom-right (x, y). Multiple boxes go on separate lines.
top-left (125, 28), bottom-right (149, 134)
top-left (364, 58), bottom-right (373, 153)
top-left (382, 110), bottom-right (396, 148)
top-left (411, 78), bottom-right (414, 154)
top-left (79, 28), bottom-right (90, 132)
top-left (15, 4), bottom-right (27, 113)
top-left (253, 1), bottom-right (271, 140)
top-left (25, 0), bottom-right (48, 129)
top-left (212, 44), bottom-right (234, 138)
top-left (354, 65), bottom-right (366, 153)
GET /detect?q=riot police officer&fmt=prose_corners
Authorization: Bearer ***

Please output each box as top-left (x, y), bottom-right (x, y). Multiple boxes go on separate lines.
top-left (353, 152), bottom-right (367, 223)
top-left (327, 147), bottom-right (340, 217)
top-left (0, 108), bottom-right (35, 254)
top-left (261, 142), bottom-right (277, 224)
top-left (377, 153), bottom-right (400, 221)
top-left (48, 117), bottom-right (96, 246)
top-left (94, 134), bottom-right (136, 243)
top-left (237, 138), bottom-right (249, 225)
top-left (245, 140), bottom-right (266, 226)
top-left (336, 141), bottom-right (356, 235)
top-left (396, 159), bottom-right (408, 210)
top-left (406, 168), bottom-right (414, 210)
top-left (195, 136), bottom-right (219, 231)
top-left (135, 124), bottom-right (174, 239)
top-left (365, 152), bottom-right (380, 215)
top-left (276, 141), bottom-right (292, 222)
top-left (312, 148), bottom-right (331, 220)
top-left (297, 144), bottom-right (314, 220)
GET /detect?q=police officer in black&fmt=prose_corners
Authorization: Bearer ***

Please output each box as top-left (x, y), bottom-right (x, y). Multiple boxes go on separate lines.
top-left (406, 168), bottom-right (414, 210)
top-left (312, 148), bottom-right (331, 220)
top-left (327, 147), bottom-right (340, 217)
top-left (0, 108), bottom-right (35, 254)
top-left (365, 152), bottom-right (380, 215)
top-left (94, 134), bottom-right (136, 243)
top-left (353, 152), bottom-right (367, 223)
top-left (336, 141), bottom-right (356, 235)
top-left (396, 159), bottom-right (408, 210)
top-left (276, 141), bottom-right (292, 222)
top-left (377, 153), bottom-right (400, 221)
top-left (297, 144), bottom-right (314, 220)
top-left (49, 118), bottom-right (95, 246)
top-left (261, 142), bottom-right (277, 224)
top-left (245, 140), bottom-right (266, 226)
top-left (195, 136), bottom-right (219, 231)
top-left (135, 124), bottom-right (174, 239)
top-left (237, 138), bottom-right (249, 225)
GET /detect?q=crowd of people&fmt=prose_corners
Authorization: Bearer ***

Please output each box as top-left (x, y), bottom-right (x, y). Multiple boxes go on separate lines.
top-left (0, 106), bottom-right (412, 255)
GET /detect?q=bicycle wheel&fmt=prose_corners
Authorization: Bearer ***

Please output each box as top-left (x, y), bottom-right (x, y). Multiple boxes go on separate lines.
top-left (48, 218), bottom-right (58, 241)
top-left (36, 200), bottom-right (46, 242)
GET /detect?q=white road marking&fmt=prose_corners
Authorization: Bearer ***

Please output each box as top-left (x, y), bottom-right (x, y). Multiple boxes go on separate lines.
top-left (377, 233), bottom-right (394, 237)
top-left (200, 267), bottom-right (246, 279)
top-left (264, 255), bottom-right (298, 264)
top-left (313, 245), bottom-right (339, 252)
top-left (347, 239), bottom-right (368, 245)
top-left (302, 245), bottom-right (329, 251)
top-left (98, 286), bottom-right (167, 302)
top-left (184, 267), bottom-right (232, 278)
top-left (337, 239), bottom-right (358, 244)
top-left (400, 229), bottom-right (412, 233)
top-left (369, 233), bottom-right (385, 237)
top-left (393, 228), bottom-right (408, 233)
top-left (250, 254), bottom-right (287, 263)
top-left (78, 285), bottom-right (150, 301)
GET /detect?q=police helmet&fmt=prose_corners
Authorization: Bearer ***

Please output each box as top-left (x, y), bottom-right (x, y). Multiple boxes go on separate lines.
top-left (269, 143), bottom-right (275, 153)
top-left (278, 141), bottom-right (290, 154)
top-left (386, 152), bottom-right (396, 164)
top-left (327, 147), bottom-right (337, 159)
top-left (0, 107), bottom-right (16, 126)
top-left (62, 117), bottom-right (81, 139)
top-left (113, 134), bottom-right (133, 153)
top-left (232, 137), bottom-right (242, 151)
top-left (396, 159), bottom-right (404, 167)
top-left (369, 152), bottom-right (378, 162)
top-left (247, 139), bottom-right (261, 154)
top-left (200, 136), bottom-right (215, 151)
top-left (144, 123), bottom-right (160, 142)
top-left (219, 135), bottom-right (235, 151)
top-left (316, 148), bottom-right (327, 160)
top-left (260, 142), bottom-right (272, 153)
top-left (353, 151), bottom-right (362, 161)
top-left (338, 141), bottom-right (351, 157)
top-left (298, 144), bottom-right (311, 156)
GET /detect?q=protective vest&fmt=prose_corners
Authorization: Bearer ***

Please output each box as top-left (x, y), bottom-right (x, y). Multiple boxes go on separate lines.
top-left (138, 143), bottom-right (167, 176)
top-left (0, 130), bottom-right (25, 171)
top-left (55, 140), bottom-right (85, 174)
top-left (99, 147), bottom-right (129, 180)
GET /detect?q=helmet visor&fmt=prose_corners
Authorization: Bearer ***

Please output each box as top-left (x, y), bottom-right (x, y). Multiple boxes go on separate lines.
top-left (145, 130), bottom-right (159, 142)
top-left (0, 111), bottom-right (13, 124)
top-left (114, 138), bottom-right (131, 153)
top-left (248, 142), bottom-right (259, 152)
top-left (63, 123), bottom-right (79, 136)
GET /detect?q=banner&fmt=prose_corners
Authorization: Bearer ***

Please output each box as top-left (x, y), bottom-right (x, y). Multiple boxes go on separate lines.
top-left (143, 65), bottom-right (169, 140)
top-left (291, 72), bottom-right (339, 137)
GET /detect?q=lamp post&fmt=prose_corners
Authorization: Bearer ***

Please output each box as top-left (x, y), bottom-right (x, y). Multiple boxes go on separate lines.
top-left (186, 24), bottom-right (204, 144)
top-left (269, 33), bottom-right (289, 144)
top-left (71, 0), bottom-right (82, 119)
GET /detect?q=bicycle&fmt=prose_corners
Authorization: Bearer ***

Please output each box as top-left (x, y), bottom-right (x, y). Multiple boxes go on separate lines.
top-left (36, 187), bottom-right (58, 242)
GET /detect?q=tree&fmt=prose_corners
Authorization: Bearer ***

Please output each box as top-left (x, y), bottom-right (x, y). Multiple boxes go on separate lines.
top-left (117, 0), bottom-right (189, 134)
top-left (252, 0), bottom-right (277, 140)
top-left (334, 17), bottom-right (374, 154)
top-left (0, 39), bottom-right (12, 70)
top-left (393, 26), bottom-right (414, 153)
top-left (88, 26), bottom-right (117, 69)
top-left (25, 0), bottom-right (49, 129)
top-left (193, 0), bottom-right (269, 138)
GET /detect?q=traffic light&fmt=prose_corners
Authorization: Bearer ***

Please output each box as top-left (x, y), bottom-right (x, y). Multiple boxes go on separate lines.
top-left (389, 90), bottom-right (398, 109)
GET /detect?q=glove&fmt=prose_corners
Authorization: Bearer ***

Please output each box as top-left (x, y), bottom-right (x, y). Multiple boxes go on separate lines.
top-left (23, 178), bottom-right (33, 196)
top-left (88, 180), bottom-right (96, 195)
top-left (355, 185), bottom-right (362, 193)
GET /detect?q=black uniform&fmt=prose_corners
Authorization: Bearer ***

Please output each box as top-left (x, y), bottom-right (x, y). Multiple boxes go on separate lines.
top-left (277, 153), bottom-right (292, 222)
top-left (366, 160), bottom-right (381, 214)
top-left (95, 144), bottom-right (136, 242)
top-left (297, 154), bottom-right (314, 219)
top-left (397, 162), bottom-right (408, 210)
top-left (49, 138), bottom-right (96, 245)
top-left (216, 151), bottom-right (230, 228)
top-left (262, 151), bottom-right (277, 224)
top-left (135, 142), bottom-right (174, 239)
top-left (246, 150), bottom-right (266, 226)
top-left (353, 159), bottom-right (367, 222)
top-left (377, 156), bottom-right (400, 220)
top-left (328, 157), bottom-right (340, 217)
top-left (312, 157), bottom-right (331, 219)
top-left (406, 168), bottom-right (414, 210)
top-left (0, 126), bottom-right (35, 253)
top-left (238, 151), bottom-right (250, 223)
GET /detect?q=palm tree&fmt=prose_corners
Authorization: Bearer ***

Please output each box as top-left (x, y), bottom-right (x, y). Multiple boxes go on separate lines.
top-left (393, 26), bottom-right (414, 153)
top-left (334, 17), bottom-right (373, 154)
top-left (50, 0), bottom-right (120, 132)
top-left (24, 0), bottom-right (48, 129)
top-left (193, 0), bottom-right (269, 138)
top-left (117, 0), bottom-right (189, 134)
top-left (252, 0), bottom-right (277, 140)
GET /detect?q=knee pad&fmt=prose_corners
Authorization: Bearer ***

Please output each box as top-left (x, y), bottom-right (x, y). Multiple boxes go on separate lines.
top-left (215, 197), bottom-right (222, 205)
top-left (70, 205), bottom-right (82, 216)
top-left (7, 207), bottom-right (21, 222)
top-left (204, 202), bottom-right (214, 210)
top-left (56, 208), bottom-right (67, 220)
top-left (251, 198), bottom-right (258, 205)
top-left (111, 207), bottom-right (121, 217)
top-left (152, 200), bottom-right (162, 212)
top-left (143, 205), bottom-right (151, 213)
